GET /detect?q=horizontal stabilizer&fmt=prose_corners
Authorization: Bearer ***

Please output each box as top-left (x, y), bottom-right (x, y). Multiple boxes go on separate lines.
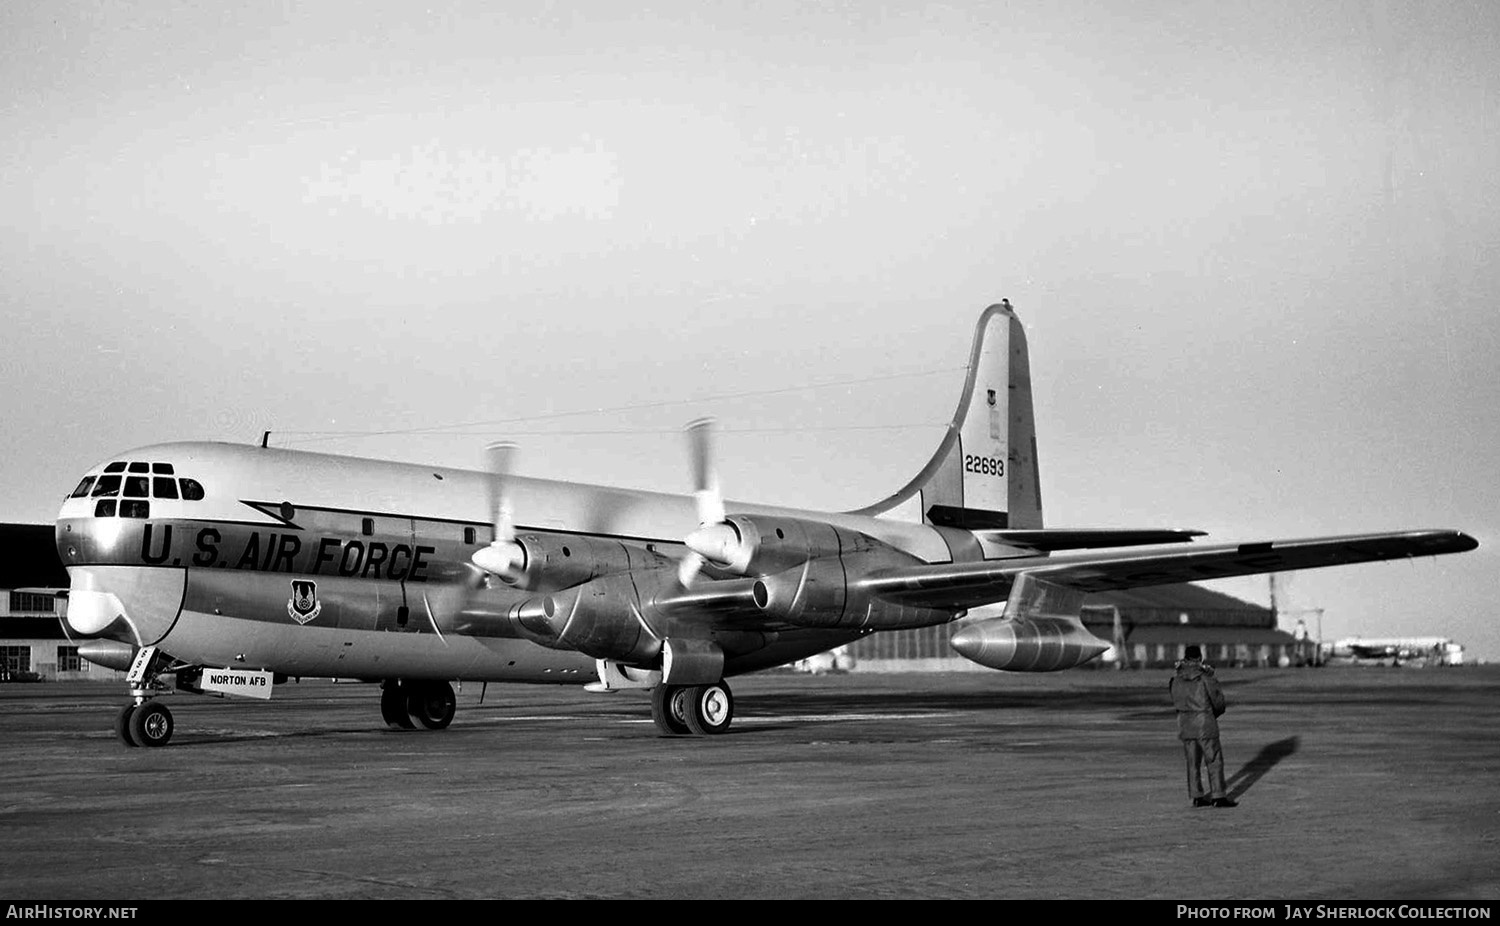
top-left (975, 528), bottom-right (1205, 551)
top-left (861, 529), bottom-right (1478, 611)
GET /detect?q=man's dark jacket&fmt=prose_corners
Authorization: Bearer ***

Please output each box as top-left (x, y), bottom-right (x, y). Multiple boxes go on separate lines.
top-left (1169, 659), bottom-right (1226, 740)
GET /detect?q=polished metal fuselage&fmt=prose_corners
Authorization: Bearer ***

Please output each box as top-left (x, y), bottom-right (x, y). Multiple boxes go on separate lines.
top-left (56, 441), bottom-right (965, 682)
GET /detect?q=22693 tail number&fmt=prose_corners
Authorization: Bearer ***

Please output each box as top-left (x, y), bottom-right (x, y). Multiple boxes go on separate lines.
top-left (964, 454), bottom-right (1005, 477)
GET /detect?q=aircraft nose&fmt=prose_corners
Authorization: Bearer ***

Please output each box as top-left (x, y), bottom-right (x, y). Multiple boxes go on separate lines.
top-left (58, 566), bottom-right (186, 645)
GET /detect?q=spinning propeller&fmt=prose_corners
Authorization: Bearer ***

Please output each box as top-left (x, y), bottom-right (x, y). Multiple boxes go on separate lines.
top-left (470, 424), bottom-right (748, 588)
top-left (678, 417), bottom-right (747, 586)
top-left (471, 441), bottom-right (528, 582)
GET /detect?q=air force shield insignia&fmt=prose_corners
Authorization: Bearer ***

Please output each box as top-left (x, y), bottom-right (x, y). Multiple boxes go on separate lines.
top-left (288, 579), bottom-right (322, 625)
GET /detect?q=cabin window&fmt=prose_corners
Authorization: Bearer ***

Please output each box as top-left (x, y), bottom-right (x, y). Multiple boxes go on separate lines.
top-left (70, 477), bottom-right (96, 498)
top-left (94, 499), bottom-right (117, 518)
top-left (91, 476), bottom-right (121, 497)
top-left (362, 518), bottom-right (374, 536)
top-left (152, 462), bottom-right (174, 474)
top-left (120, 500), bottom-right (149, 519)
top-left (464, 527), bottom-right (476, 545)
top-left (179, 479), bottom-right (205, 501)
top-left (124, 476), bottom-right (149, 498)
top-left (153, 477), bottom-right (178, 499)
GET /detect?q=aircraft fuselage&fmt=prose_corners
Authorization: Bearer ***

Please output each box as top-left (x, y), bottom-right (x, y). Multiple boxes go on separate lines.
top-left (56, 441), bottom-right (963, 684)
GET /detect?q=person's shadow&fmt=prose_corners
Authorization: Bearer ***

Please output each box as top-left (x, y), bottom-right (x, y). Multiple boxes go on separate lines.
top-left (1224, 736), bottom-right (1299, 800)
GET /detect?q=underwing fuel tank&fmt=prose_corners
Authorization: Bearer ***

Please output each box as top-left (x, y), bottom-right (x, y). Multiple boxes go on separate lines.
top-left (948, 617), bottom-right (1109, 671)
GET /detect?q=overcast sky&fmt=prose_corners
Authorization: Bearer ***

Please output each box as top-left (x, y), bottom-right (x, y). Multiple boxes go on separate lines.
top-left (3, 1), bottom-right (1497, 657)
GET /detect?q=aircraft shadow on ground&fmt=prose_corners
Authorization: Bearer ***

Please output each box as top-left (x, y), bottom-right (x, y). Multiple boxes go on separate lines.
top-left (1226, 735), bottom-right (1299, 800)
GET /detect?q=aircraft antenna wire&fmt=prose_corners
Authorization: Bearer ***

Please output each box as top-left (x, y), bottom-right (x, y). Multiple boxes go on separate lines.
top-left (273, 365), bottom-right (964, 447)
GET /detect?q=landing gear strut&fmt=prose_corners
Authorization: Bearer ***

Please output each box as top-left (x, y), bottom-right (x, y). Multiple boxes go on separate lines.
top-left (114, 645), bottom-right (180, 748)
top-left (651, 681), bottom-right (734, 736)
top-left (381, 679), bottom-right (456, 731)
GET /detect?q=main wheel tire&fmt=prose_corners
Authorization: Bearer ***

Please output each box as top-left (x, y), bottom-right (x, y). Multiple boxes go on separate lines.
top-left (114, 704), bottom-right (139, 748)
top-left (407, 681), bottom-right (456, 730)
top-left (650, 684), bottom-right (691, 735)
top-left (684, 681), bottom-right (734, 736)
top-left (381, 681), bottom-right (415, 730)
top-left (128, 702), bottom-right (174, 747)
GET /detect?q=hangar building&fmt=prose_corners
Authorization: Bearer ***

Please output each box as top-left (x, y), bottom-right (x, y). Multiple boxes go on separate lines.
top-left (0, 523), bottom-right (86, 681)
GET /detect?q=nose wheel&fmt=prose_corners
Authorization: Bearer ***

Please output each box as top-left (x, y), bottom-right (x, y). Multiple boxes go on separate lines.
top-left (115, 700), bottom-right (174, 747)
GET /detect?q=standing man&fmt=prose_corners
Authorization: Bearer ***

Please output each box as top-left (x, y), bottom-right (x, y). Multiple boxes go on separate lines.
top-left (1170, 645), bottom-right (1237, 808)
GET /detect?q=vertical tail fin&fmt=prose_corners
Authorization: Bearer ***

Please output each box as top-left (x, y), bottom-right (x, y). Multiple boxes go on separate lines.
top-left (854, 301), bottom-right (1043, 529)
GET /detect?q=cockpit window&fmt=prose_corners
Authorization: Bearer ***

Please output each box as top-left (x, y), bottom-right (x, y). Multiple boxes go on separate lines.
top-left (127, 462), bottom-right (149, 473)
top-left (103, 462), bottom-right (126, 473)
top-left (179, 478), bottom-right (205, 501)
top-left (95, 499), bottom-right (117, 518)
top-left (152, 463), bottom-right (174, 475)
top-left (70, 477), bottom-right (96, 498)
top-left (91, 475), bottom-right (121, 497)
top-left (120, 500), bottom-right (149, 519)
top-left (152, 477), bottom-right (178, 499)
top-left (123, 476), bottom-right (149, 498)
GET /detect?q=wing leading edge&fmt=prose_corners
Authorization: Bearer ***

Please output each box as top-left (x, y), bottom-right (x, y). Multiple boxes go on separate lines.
top-left (860, 529), bottom-right (1479, 611)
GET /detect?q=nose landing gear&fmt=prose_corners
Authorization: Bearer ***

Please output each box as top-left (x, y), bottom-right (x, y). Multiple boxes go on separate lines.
top-left (114, 646), bottom-right (180, 747)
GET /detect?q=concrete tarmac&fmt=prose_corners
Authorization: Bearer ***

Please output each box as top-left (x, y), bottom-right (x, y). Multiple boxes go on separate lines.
top-left (1, 666), bottom-right (1497, 900)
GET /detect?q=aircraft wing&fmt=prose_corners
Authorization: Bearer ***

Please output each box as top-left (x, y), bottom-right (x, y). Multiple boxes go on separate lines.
top-left (859, 529), bottom-right (1478, 611)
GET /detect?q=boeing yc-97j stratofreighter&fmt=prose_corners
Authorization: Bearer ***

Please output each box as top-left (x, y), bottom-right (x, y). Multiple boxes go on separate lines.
top-left (55, 302), bottom-right (1478, 747)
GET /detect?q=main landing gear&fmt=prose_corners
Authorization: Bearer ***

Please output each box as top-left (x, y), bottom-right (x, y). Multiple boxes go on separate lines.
top-left (380, 679), bottom-right (457, 731)
top-left (651, 680), bottom-right (734, 735)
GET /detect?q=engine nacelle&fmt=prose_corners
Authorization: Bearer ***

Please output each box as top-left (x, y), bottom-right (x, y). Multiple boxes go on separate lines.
top-left (687, 515), bottom-right (844, 578)
top-left (477, 533), bottom-right (636, 592)
top-left (948, 617), bottom-right (1109, 671)
top-left (503, 571), bottom-right (665, 663)
top-left (751, 551), bottom-right (953, 631)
